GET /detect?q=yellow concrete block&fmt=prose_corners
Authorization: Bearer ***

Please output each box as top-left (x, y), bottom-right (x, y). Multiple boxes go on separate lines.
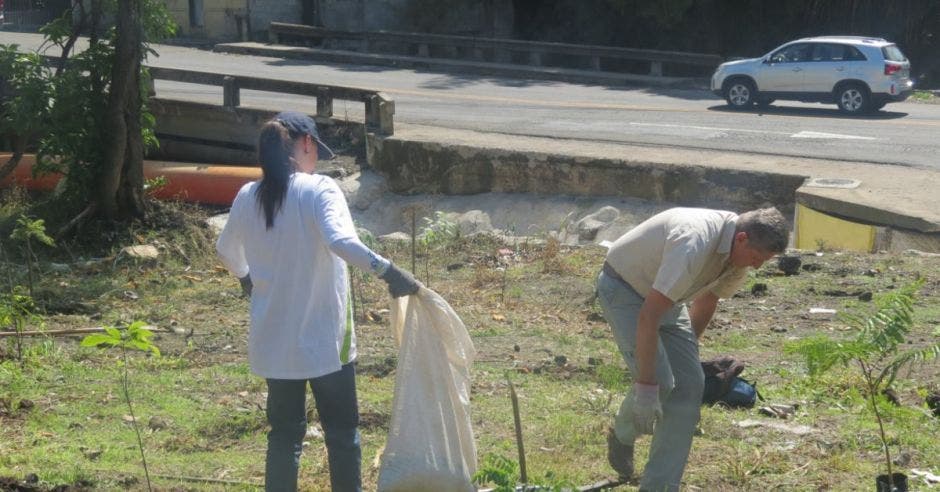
top-left (795, 203), bottom-right (876, 252)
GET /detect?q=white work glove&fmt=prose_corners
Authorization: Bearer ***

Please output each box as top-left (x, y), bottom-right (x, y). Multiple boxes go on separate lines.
top-left (632, 382), bottom-right (662, 435)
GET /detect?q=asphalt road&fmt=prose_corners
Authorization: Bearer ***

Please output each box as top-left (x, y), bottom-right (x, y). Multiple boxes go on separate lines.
top-left (4, 31), bottom-right (940, 170)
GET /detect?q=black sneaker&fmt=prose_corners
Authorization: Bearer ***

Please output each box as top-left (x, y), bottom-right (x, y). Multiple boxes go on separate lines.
top-left (607, 426), bottom-right (634, 479)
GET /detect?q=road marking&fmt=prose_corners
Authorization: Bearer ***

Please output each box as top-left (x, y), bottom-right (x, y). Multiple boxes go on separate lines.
top-left (628, 122), bottom-right (881, 141)
top-left (629, 122), bottom-right (791, 135)
top-left (790, 131), bottom-right (876, 140)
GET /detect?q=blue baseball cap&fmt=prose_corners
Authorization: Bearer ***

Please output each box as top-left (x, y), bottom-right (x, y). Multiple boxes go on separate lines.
top-left (274, 111), bottom-right (336, 160)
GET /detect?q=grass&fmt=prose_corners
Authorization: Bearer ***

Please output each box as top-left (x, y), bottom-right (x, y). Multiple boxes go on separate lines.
top-left (910, 90), bottom-right (939, 104)
top-left (1, 191), bottom-right (939, 490)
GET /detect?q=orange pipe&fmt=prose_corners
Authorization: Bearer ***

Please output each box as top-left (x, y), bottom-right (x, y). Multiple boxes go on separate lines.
top-left (0, 154), bottom-right (261, 206)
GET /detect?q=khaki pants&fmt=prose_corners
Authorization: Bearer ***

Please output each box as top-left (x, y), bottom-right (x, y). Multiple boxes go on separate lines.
top-left (596, 271), bottom-right (704, 492)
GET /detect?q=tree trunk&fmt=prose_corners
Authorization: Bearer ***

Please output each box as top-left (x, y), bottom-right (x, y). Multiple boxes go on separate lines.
top-left (97, 0), bottom-right (145, 220)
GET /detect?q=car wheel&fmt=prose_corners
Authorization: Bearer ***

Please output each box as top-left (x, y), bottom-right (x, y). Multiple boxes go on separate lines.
top-left (836, 84), bottom-right (870, 114)
top-left (724, 79), bottom-right (756, 109)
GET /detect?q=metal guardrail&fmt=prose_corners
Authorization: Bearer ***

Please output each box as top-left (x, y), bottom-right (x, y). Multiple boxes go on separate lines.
top-left (147, 66), bottom-right (395, 135)
top-left (270, 22), bottom-right (723, 77)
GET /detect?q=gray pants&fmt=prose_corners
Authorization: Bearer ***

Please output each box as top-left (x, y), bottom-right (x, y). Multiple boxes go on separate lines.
top-left (596, 271), bottom-right (704, 492)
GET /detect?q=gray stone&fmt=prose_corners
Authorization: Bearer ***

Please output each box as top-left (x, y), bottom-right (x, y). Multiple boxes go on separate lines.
top-left (206, 213), bottom-right (229, 236)
top-left (456, 210), bottom-right (493, 235)
top-left (574, 206), bottom-right (620, 241)
top-left (121, 245), bottom-right (160, 260)
top-left (585, 206), bottom-right (621, 224)
top-left (577, 218), bottom-right (606, 241)
top-left (379, 232), bottom-right (412, 243)
top-left (339, 171), bottom-right (388, 211)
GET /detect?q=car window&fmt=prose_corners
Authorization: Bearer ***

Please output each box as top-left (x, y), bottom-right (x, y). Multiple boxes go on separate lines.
top-left (770, 43), bottom-right (811, 63)
top-left (811, 44), bottom-right (844, 61)
top-left (882, 44), bottom-right (907, 62)
top-left (845, 46), bottom-right (867, 61)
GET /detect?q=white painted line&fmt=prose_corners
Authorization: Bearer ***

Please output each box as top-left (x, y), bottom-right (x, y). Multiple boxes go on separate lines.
top-left (629, 122), bottom-right (879, 141)
top-left (790, 131), bottom-right (877, 140)
top-left (628, 122), bottom-right (791, 135)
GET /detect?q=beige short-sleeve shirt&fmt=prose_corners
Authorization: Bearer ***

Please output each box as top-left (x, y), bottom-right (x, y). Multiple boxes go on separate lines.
top-left (605, 208), bottom-right (749, 304)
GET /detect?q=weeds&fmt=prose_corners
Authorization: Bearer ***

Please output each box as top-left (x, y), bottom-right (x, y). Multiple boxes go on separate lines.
top-left (419, 211), bottom-right (459, 287)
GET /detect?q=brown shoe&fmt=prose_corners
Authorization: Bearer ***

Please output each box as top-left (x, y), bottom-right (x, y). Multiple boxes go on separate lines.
top-left (607, 426), bottom-right (634, 479)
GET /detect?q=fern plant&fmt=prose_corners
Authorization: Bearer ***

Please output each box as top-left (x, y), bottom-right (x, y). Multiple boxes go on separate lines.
top-left (787, 279), bottom-right (938, 490)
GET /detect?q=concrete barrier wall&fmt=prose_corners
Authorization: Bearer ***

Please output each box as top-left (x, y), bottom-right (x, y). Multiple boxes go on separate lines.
top-left (367, 135), bottom-right (806, 215)
top-left (148, 98), bottom-right (365, 165)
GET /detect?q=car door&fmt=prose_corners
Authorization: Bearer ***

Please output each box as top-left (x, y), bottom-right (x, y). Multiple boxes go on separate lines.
top-left (755, 43), bottom-right (812, 93)
top-left (804, 43), bottom-right (858, 94)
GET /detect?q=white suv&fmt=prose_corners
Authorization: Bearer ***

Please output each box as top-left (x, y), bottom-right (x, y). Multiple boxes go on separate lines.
top-left (711, 36), bottom-right (913, 113)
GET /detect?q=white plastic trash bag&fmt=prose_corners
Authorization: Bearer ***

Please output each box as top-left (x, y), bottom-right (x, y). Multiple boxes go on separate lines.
top-left (377, 286), bottom-right (477, 492)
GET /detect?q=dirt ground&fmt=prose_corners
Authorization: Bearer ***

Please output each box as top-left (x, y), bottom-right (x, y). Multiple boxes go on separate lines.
top-left (1, 199), bottom-right (939, 491)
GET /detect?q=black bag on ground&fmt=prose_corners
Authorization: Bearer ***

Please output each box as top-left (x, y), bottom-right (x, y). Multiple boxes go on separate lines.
top-left (701, 356), bottom-right (761, 408)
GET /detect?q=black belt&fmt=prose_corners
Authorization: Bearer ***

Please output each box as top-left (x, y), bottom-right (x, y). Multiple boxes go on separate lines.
top-left (602, 261), bottom-right (633, 291)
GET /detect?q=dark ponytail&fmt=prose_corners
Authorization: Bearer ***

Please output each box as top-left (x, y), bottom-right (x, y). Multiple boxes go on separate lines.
top-left (256, 120), bottom-right (297, 229)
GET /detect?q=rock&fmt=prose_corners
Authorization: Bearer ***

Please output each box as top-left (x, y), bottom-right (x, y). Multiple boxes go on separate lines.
top-left (777, 255), bottom-right (802, 276)
top-left (456, 210), bottom-right (493, 236)
top-left (148, 416), bottom-right (169, 431)
top-left (735, 419), bottom-right (814, 436)
top-left (318, 168), bottom-right (346, 179)
top-left (911, 469), bottom-right (940, 485)
top-left (305, 425), bottom-right (324, 440)
top-left (574, 206), bottom-right (620, 241)
top-left (120, 245), bottom-right (160, 261)
top-left (339, 171), bottom-right (388, 211)
top-left (893, 450), bottom-right (913, 467)
top-left (577, 218), bottom-right (606, 241)
top-left (553, 355), bottom-right (568, 366)
top-left (904, 249), bottom-right (940, 258)
top-left (584, 206), bottom-right (620, 224)
top-left (758, 403), bottom-right (798, 419)
top-left (927, 391), bottom-right (940, 417)
top-left (205, 213), bottom-right (229, 236)
top-left (378, 232), bottom-right (411, 243)
top-left (82, 448), bottom-right (103, 461)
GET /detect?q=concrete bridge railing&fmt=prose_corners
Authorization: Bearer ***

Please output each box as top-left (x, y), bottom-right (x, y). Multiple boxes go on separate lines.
top-left (147, 66), bottom-right (395, 135)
